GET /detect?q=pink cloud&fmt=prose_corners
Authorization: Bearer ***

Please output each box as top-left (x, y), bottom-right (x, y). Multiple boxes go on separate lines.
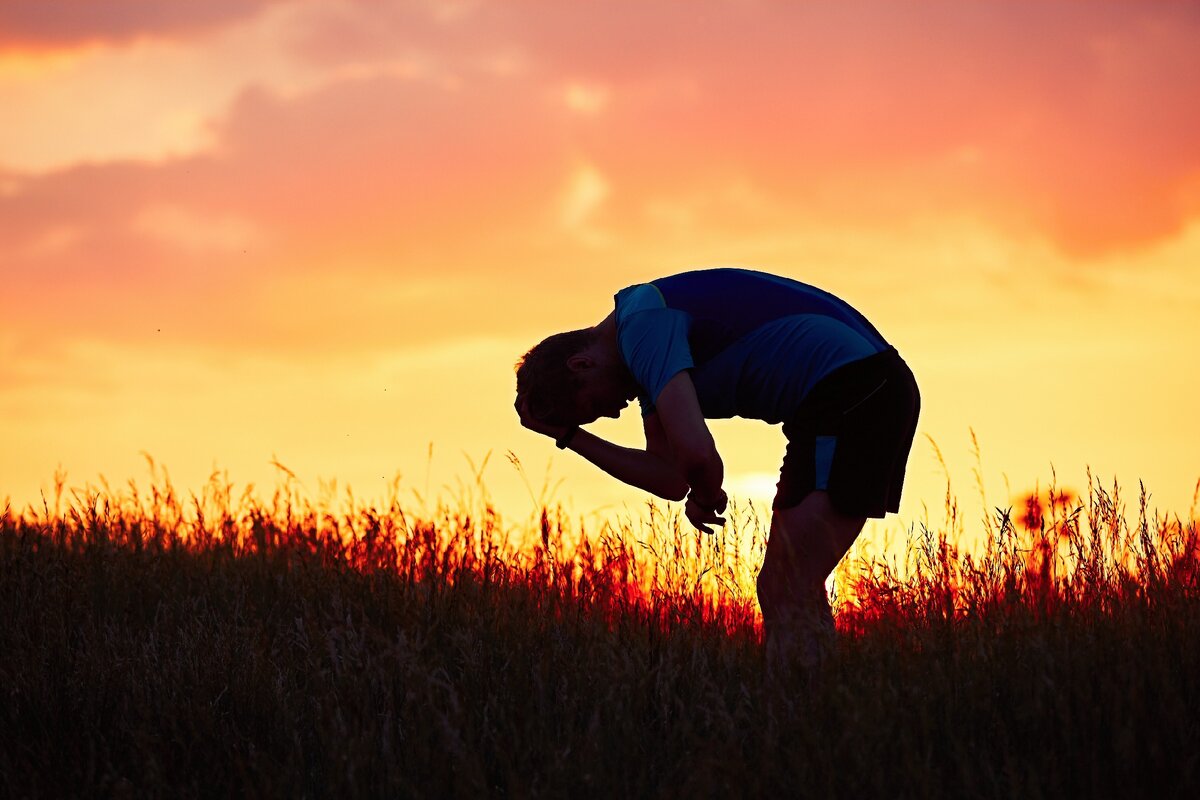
top-left (3, 0), bottom-right (1200, 363)
top-left (0, 1), bottom-right (284, 48)
top-left (0, 69), bottom-right (581, 355)
top-left (538, 4), bottom-right (1200, 254)
top-left (278, 2), bottom-right (1200, 253)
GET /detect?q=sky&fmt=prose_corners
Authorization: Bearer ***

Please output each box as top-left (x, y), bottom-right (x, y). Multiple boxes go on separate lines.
top-left (2, 1), bottom-right (1199, 541)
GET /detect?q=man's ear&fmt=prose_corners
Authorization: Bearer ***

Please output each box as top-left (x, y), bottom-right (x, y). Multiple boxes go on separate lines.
top-left (566, 353), bottom-right (595, 373)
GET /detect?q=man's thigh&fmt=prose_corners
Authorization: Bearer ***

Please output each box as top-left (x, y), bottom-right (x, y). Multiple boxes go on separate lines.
top-left (760, 490), bottom-right (866, 593)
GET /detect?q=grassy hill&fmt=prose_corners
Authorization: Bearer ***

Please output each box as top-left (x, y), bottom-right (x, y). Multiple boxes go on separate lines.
top-left (2, 472), bottom-right (1197, 798)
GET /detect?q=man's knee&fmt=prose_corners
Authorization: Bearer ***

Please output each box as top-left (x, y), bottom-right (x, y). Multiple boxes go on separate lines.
top-left (757, 491), bottom-right (866, 616)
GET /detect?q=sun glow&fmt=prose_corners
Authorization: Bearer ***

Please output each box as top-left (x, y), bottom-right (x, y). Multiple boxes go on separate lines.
top-left (726, 472), bottom-right (781, 507)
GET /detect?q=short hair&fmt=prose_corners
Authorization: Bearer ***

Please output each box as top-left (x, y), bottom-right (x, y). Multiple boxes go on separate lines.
top-left (515, 328), bottom-right (595, 426)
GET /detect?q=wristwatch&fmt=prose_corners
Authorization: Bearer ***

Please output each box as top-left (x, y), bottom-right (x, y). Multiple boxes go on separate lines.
top-left (552, 424), bottom-right (576, 450)
top-left (555, 426), bottom-right (579, 449)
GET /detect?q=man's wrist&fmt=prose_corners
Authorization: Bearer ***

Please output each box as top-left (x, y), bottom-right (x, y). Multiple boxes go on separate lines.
top-left (687, 487), bottom-right (725, 510)
top-left (555, 425), bottom-right (579, 449)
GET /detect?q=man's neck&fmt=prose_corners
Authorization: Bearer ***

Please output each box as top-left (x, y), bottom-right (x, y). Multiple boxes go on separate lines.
top-left (594, 312), bottom-right (639, 399)
top-left (594, 312), bottom-right (618, 353)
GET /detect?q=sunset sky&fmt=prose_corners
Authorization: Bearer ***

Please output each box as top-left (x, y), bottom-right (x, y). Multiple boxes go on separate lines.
top-left (2, 1), bottom-right (1198, 537)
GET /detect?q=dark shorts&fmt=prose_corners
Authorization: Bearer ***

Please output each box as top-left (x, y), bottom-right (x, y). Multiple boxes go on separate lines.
top-left (774, 347), bottom-right (921, 518)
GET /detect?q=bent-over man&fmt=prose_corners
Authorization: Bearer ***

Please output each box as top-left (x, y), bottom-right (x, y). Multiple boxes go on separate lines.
top-left (514, 267), bottom-right (920, 669)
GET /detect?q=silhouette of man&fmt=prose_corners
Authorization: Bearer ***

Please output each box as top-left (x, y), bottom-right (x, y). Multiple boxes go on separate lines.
top-left (514, 268), bottom-right (919, 669)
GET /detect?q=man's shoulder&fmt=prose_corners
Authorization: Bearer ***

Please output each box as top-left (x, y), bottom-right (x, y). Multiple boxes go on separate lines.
top-left (615, 283), bottom-right (668, 319)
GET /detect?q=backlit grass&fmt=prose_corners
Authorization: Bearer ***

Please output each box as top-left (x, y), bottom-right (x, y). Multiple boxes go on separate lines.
top-left (2, 460), bottom-right (1198, 798)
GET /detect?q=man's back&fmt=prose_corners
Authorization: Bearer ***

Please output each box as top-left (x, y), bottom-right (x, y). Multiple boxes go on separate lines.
top-left (616, 268), bottom-right (893, 423)
top-left (650, 268), bottom-right (889, 361)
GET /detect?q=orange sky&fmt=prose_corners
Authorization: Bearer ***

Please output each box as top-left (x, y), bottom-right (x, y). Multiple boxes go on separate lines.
top-left (2, 1), bottom-right (1199, 539)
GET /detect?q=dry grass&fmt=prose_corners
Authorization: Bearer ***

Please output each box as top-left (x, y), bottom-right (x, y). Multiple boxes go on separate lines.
top-left (1, 460), bottom-right (1198, 798)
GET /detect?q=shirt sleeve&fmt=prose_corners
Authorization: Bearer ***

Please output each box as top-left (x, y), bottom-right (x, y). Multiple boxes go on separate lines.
top-left (614, 284), bottom-right (694, 416)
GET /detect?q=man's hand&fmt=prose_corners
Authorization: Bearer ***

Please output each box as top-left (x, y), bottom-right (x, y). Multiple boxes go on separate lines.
top-left (515, 394), bottom-right (569, 441)
top-left (685, 488), bottom-right (727, 535)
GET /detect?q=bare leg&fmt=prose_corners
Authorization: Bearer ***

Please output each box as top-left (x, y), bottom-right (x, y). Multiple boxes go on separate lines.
top-left (757, 490), bottom-right (866, 673)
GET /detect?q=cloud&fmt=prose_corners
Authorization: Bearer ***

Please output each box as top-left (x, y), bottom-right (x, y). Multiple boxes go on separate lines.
top-left (0, 1), bottom-right (284, 48)
top-left (8, 3), bottom-right (1200, 255)
top-left (283, 1), bottom-right (1200, 256)
top-left (0, 66), bottom-right (588, 356)
top-left (133, 205), bottom-right (263, 252)
top-left (527, 3), bottom-right (1200, 256)
top-left (560, 164), bottom-right (609, 231)
top-left (3, 0), bottom-right (1200, 369)
top-left (562, 82), bottom-right (609, 116)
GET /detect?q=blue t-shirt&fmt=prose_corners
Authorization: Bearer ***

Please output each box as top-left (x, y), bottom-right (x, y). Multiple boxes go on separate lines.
top-left (615, 268), bottom-right (890, 424)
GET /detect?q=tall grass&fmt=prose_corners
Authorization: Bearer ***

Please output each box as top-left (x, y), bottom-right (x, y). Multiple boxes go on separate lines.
top-left (1, 461), bottom-right (1198, 798)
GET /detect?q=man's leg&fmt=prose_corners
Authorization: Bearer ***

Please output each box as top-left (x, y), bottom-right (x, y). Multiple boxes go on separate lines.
top-left (758, 490), bottom-right (866, 671)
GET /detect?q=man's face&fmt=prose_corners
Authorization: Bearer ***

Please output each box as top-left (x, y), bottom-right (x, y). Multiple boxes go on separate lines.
top-left (571, 365), bottom-right (636, 425)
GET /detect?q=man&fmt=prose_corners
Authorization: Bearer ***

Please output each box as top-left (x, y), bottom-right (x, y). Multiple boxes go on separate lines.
top-left (514, 268), bottom-right (920, 668)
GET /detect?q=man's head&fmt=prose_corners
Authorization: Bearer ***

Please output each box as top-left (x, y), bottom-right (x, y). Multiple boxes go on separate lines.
top-left (515, 327), bottom-right (637, 427)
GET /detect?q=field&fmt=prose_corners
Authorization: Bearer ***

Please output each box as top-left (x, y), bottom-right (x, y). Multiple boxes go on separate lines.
top-left (2, 461), bottom-right (1199, 799)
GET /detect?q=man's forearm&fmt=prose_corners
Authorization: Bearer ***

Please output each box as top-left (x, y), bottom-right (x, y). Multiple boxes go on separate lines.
top-left (682, 449), bottom-right (725, 507)
top-left (565, 428), bottom-right (689, 501)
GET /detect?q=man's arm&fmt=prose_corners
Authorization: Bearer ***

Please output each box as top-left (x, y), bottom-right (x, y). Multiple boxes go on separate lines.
top-left (515, 396), bottom-right (688, 501)
top-left (515, 380), bottom-right (725, 532)
top-left (652, 371), bottom-right (727, 532)
top-left (567, 427), bottom-right (689, 501)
